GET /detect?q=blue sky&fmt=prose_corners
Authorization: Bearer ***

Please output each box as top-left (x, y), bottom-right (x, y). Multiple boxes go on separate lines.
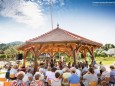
top-left (0, 0), bottom-right (115, 44)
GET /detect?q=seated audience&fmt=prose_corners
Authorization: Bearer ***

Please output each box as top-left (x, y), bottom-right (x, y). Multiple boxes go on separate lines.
top-left (82, 65), bottom-right (88, 76)
top-left (51, 72), bottom-right (62, 86)
top-left (10, 65), bottom-right (18, 80)
top-left (76, 66), bottom-right (81, 78)
top-left (23, 69), bottom-right (33, 86)
top-left (100, 66), bottom-right (110, 80)
top-left (94, 64), bottom-right (100, 75)
top-left (47, 67), bottom-right (56, 80)
top-left (62, 67), bottom-right (71, 86)
top-left (83, 67), bottom-right (98, 86)
top-left (68, 67), bottom-right (80, 84)
top-left (110, 65), bottom-right (115, 85)
top-left (34, 68), bottom-right (45, 80)
top-left (30, 74), bottom-right (45, 86)
top-left (11, 71), bottom-right (25, 86)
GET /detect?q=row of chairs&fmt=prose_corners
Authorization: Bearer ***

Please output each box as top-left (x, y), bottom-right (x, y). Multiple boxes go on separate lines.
top-left (0, 78), bottom-right (6, 81)
top-left (70, 82), bottom-right (97, 86)
top-left (0, 78), bottom-right (98, 86)
top-left (100, 77), bottom-right (115, 86)
top-left (48, 79), bottom-right (97, 86)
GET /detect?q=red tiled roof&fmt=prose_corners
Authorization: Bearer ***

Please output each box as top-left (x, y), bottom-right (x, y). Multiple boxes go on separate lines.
top-left (26, 28), bottom-right (102, 46)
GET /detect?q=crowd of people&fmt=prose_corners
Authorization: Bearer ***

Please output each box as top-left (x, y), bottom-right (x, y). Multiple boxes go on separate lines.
top-left (4, 59), bottom-right (115, 86)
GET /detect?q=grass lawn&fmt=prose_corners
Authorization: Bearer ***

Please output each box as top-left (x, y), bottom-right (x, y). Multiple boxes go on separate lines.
top-left (77, 57), bottom-right (115, 66)
top-left (91, 57), bottom-right (115, 65)
top-left (96, 61), bottom-right (114, 65)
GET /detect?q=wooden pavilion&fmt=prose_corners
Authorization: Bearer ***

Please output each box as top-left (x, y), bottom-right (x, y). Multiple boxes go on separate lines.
top-left (18, 26), bottom-right (102, 72)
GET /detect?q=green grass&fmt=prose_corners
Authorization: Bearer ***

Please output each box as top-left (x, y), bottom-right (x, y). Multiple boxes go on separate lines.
top-left (95, 57), bottom-right (115, 61)
top-left (96, 61), bottom-right (114, 65)
top-left (86, 57), bottom-right (115, 65)
top-left (76, 57), bottom-right (115, 66)
top-left (95, 57), bottom-right (115, 65)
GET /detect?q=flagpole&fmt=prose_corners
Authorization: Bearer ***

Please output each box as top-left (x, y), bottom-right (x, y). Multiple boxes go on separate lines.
top-left (50, 0), bottom-right (53, 30)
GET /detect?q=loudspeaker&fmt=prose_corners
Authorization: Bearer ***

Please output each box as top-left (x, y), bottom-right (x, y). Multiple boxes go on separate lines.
top-left (17, 54), bottom-right (23, 60)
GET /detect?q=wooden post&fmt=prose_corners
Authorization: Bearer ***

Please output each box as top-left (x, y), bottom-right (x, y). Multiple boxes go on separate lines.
top-left (91, 47), bottom-right (95, 61)
top-left (23, 51), bottom-right (27, 67)
top-left (82, 51), bottom-right (87, 61)
top-left (33, 45), bottom-right (48, 73)
top-left (68, 55), bottom-right (71, 62)
top-left (87, 47), bottom-right (95, 61)
top-left (73, 44), bottom-right (82, 67)
top-left (73, 49), bottom-right (76, 66)
top-left (34, 56), bottom-right (38, 73)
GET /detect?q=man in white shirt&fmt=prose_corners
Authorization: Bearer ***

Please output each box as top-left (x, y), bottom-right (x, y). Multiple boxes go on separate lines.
top-left (10, 65), bottom-right (18, 74)
top-left (76, 68), bottom-right (81, 77)
top-left (47, 68), bottom-right (56, 80)
top-left (23, 69), bottom-right (33, 83)
top-left (94, 64), bottom-right (100, 75)
top-left (45, 67), bottom-right (52, 82)
top-left (82, 66), bottom-right (88, 75)
top-left (10, 65), bottom-right (18, 80)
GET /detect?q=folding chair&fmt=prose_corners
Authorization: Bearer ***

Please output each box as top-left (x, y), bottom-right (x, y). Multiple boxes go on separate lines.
top-left (70, 83), bottom-right (80, 86)
top-left (89, 81), bottom-right (97, 86)
top-left (4, 81), bottom-right (10, 86)
top-left (48, 79), bottom-right (52, 86)
top-left (0, 78), bottom-right (6, 82)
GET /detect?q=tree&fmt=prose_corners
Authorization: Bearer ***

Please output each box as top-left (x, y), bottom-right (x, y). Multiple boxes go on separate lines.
top-left (100, 52), bottom-right (108, 57)
top-left (0, 54), bottom-right (6, 60)
top-left (4, 46), bottom-right (18, 60)
top-left (103, 44), bottom-right (115, 51)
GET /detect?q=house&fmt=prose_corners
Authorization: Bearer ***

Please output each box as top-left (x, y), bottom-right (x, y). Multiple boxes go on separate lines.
top-left (105, 48), bottom-right (115, 57)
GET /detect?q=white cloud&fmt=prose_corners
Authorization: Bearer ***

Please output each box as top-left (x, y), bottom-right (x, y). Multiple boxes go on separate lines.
top-left (38, 0), bottom-right (64, 5)
top-left (43, 0), bottom-right (57, 4)
top-left (0, 0), bottom-right (45, 28)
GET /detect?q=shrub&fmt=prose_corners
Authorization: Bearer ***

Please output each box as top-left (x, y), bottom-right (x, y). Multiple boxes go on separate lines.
top-left (0, 54), bottom-right (6, 60)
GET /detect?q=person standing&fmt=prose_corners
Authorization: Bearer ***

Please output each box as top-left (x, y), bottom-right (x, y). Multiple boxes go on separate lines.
top-left (110, 65), bottom-right (115, 85)
top-left (5, 66), bottom-right (11, 81)
top-left (83, 67), bottom-right (98, 86)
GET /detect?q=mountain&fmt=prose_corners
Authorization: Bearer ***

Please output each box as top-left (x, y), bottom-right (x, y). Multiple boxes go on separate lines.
top-left (0, 41), bottom-right (24, 51)
top-left (7, 41), bottom-right (24, 45)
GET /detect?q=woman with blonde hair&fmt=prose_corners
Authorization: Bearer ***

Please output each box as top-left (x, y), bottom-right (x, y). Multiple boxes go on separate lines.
top-left (30, 74), bottom-right (45, 86)
top-left (11, 71), bottom-right (25, 86)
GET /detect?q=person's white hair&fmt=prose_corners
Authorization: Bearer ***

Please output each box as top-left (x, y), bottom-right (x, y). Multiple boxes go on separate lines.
top-left (70, 67), bottom-right (76, 73)
top-left (101, 66), bottom-right (106, 71)
top-left (94, 64), bottom-right (98, 69)
top-left (39, 68), bottom-right (44, 74)
top-left (62, 66), bottom-right (69, 72)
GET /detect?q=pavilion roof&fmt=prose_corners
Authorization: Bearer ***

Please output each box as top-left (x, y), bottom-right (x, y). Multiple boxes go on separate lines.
top-left (26, 28), bottom-right (102, 47)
